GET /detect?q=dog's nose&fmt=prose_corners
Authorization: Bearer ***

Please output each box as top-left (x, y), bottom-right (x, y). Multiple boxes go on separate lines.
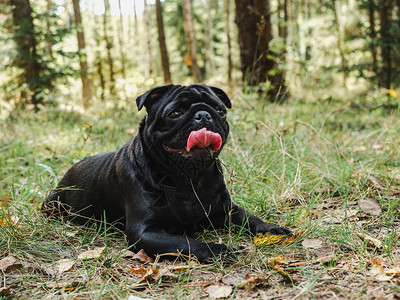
top-left (194, 111), bottom-right (212, 125)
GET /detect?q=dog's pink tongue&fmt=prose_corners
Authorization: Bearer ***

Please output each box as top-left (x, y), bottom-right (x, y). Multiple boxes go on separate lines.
top-left (186, 128), bottom-right (222, 152)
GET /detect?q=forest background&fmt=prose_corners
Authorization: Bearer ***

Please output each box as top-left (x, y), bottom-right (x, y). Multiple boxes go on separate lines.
top-left (0, 0), bottom-right (400, 299)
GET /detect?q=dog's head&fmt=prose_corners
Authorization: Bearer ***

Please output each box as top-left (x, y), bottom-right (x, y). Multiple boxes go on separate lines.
top-left (136, 84), bottom-right (231, 177)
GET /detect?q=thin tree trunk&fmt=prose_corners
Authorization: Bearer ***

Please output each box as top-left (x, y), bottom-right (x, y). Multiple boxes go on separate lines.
top-left (45, 0), bottom-right (54, 61)
top-left (144, 0), bottom-right (153, 77)
top-left (378, 0), bottom-right (392, 90)
top-left (72, 0), bottom-right (92, 108)
top-left (156, 0), bottom-right (171, 83)
top-left (117, 0), bottom-right (126, 80)
top-left (183, 0), bottom-right (202, 82)
top-left (10, 0), bottom-right (43, 109)
top-left (93, 12), bottom-right (105, 101)
top-left (103, 0), bottom-right (116, 95)
top-left (368, 0), bottom-right (378, 75)
top-left (224, 0), bottom-right (233, 84)
top-left (331, 0), bottom-right (347, 88)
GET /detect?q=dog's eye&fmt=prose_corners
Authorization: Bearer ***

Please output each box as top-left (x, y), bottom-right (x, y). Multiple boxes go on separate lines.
top-left (217, 109), bottom-right (226, 117)
top-left (167, 111), bottom-right (183, 119)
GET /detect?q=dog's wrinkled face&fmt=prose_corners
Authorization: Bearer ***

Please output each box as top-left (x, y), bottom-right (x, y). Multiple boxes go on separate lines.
top-left (137, 84), bottom-right (231, 175)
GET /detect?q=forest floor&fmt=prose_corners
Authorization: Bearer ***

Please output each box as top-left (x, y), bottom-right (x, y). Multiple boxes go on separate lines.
top-left (1, 91), bottom-right (400, 299)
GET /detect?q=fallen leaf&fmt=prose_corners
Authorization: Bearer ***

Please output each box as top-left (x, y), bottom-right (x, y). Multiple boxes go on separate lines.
top-left (122, 250), bottom-right (136, 258)
top-left (65, 231), bottom-right (78, 237)
top-left (78, 247), bottom-right (105, 260)
top-left (0, 256), bottom-right (16, 272)
top-left (273, 265), bottom-right (291, 281)
top-left (369, 259), bottom-right (393, 281)
top-left (366, 175), bottom-right (384, 190)
top-left (237, 273), bottom-right (269, 290)
top-left (205, 285), bottom-right (232, 299)
top-left (358, 199), bottom-right (382, 215)
top-left (45, 259), bottom-right (75, 276)
top-left (266, 257), bottom-right (289, 267)
top-left (355, 233), bottom-right (382, 248)
top-left (302, 238), bottom-right (323, 249)
top-left (129, 267), bottom-right (158, 283)
top-left (281, 230), bottom-right (304, 245)
top-left (131, 249), bottom-right (154, 263)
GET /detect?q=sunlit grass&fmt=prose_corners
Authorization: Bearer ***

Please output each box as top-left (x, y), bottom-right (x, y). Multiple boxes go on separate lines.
top-left (1, 91), bottom-right (399, 298)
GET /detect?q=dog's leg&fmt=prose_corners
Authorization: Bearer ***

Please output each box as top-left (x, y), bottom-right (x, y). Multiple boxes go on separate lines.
top-left (126, 228), bottom-right (231, 262)
top-left (228, 202), bottom-right (292, 236)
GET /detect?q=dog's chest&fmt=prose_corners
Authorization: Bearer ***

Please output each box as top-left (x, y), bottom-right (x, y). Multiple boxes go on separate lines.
top-left (151, 184), bottom-right (223, 225)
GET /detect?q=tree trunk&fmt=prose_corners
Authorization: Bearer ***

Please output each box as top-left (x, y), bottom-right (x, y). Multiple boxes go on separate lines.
top-left (144, 0), bottom-right (154, 77)
top-left (331, 0), bottom-right (347, 88)
top-left (156, 0), bottom-right (171, 84)
top-left (224, 0), bottom-right (233, 84)
top-left (72, 0), bottom-right (92, 108)
top-left (10, 0), bottom-right (43, 109)
top-left (368, 0), bottom-right (378, 75)
top-left (117, 0), bottom-right (126, 80)
top-left (378, 0), bottom-right (392, 90)
top-left (183, 0), bottom-right (202, 82)
top-left (234, 0), bottom-right (285, 97)
top-left (103, 0), bottom-right (116, 95)
top-left (94, 15), bottom-right (105, 101)
top-left (45, 0), bottom-right (54, 61)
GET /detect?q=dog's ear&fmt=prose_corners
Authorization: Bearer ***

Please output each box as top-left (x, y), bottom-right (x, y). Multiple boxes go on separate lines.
top-left (208, 86), bottom-right (232, 109)
top-left (136, 84), bottom-right (175, 111)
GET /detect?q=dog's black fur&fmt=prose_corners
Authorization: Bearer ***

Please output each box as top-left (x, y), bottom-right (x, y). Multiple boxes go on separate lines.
top-left (43, 84), bottom-right (291, 262)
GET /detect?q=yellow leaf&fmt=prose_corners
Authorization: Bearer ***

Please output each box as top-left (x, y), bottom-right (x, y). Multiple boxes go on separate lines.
top-left (253, 233), bottom-right (287, 247)
top-left (387, 89), bottom-right (398, 98)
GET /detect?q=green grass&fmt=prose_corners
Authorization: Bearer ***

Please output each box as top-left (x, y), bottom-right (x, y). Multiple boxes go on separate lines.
top-left (1, 91), bottom-right (399, 299)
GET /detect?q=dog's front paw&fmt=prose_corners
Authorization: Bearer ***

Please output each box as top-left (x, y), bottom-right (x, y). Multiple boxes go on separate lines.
top-left (256, 223), bottom-right (292, 236)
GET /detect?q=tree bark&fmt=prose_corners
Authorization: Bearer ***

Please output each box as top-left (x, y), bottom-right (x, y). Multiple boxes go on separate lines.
top-left (45, 0), bottom-right (54, 61)
top-left (117, 0), bottom-right (126, 80)
top-left (72, 0), bottom-right (92, 108)
top-left (9, 0), bottom-right (43, 109)
top-left (103, 0), bottom-right (116, 95)
top-left (224, 0), bottom-right (233, 84)
top-left (234, 0), bottom-right (285, 97)
top-left (331, 0), bottom-right (347, 88)
top-left (368, 0), bottom-right (378, 75)
top-left (378, 0), bottom-right (392, 90)
top-left (183, 0), bottom-right (202, 82)
top-left (156, 0), bottom-right (171, 83)
top-left (144, 0), bottom-right (154, 77)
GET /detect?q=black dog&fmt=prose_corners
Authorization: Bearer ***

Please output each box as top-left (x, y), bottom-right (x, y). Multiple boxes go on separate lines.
top-left (43, 84), bottom-right (291, 262)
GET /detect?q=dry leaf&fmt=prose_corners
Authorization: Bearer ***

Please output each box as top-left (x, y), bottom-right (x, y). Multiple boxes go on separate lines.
top-left (131, 249), bottom-right (154, 263)
top-left (266, 257), bottom-right (289, 267)
top-left (358, 199), bottom-right (382, 215)
top-left (237, 273), bottom-right (269, 290)
top-left (273, 265), bottom-right (291, 281)
top-left (302, 238), bottom-right (323, 249)
top-left (78, 247), bottom-right (105, 260)
top-left (370, 259), bottom-right (393, 282)
top-left (253, 233), bottom-right (287, 247)
top-left (355, 233), bottom-right (382, 248)
top-left (65, 231), bottom-right (78, 237)
top-left (129, 267), bottom-right (158, 283)
top-left (122, 250), bottom-right (136, 258)
top-left (0, 256), bottom-right (16, 272)
top-left (45, 259), bottom-right (75, 276)
top-left (281, 230), bottom-right (304, 245)
top-left (205, 285), bottom-right (233, 299)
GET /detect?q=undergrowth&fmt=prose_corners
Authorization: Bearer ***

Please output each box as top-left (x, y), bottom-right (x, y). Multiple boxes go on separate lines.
top-left (0, 93), bottom-right (399, 299)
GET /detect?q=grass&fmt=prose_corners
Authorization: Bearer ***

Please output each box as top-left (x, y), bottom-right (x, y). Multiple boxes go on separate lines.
top-left (1, 90), bottom-right (399, 299)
